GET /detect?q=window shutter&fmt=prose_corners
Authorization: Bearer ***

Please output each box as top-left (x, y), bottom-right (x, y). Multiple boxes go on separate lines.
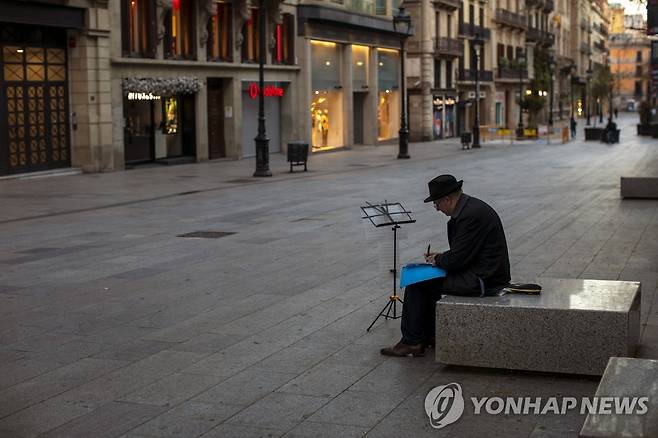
top-left (147, 0), bottom-right (157, 58)
top-left (121, 0), bottom-right (130, 55)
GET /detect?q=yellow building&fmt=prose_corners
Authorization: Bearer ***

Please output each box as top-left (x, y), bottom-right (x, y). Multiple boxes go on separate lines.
top-left (610, 36), bottom-right (651, 110)
top-left (609, 3), bottom-right (625, 34)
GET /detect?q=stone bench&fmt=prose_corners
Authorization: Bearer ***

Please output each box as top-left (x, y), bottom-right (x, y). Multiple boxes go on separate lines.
top-left (621, 177), bottom-right (658, 199)
top-left (579, 357), bottom-right (658, 437)
top-left (435, 278), bottom-right (641, 375)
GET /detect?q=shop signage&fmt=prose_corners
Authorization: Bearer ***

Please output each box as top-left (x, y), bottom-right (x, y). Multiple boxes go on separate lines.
top-left (127, 92), bottom-right (161, 101)
top-left (248, 83), bottom-right (284, 99)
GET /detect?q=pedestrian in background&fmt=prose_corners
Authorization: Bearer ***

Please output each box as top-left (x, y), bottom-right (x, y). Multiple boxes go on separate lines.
top-left (570, 116), bottom-right (577, 139)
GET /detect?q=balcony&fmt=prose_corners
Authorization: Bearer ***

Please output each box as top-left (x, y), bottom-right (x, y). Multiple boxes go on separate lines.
top-left (526, 27), bottom-right (555, 46)
top-left (458, 22), bottom-right (491, 39)
top-left (432, 0), bottom-right (461, 10)
top-left (497, 66), bottom-right (528, 80)
top-left (494, 9), bottom-right (528, 31)
top-left (593, 23), bottom-right (609, 36)
top-left (594, 40), bottom-right (606, 52)
top-left (580, 42), bottom-right (592, 55)
top-left (458, 68), bottom-right (494, 82)
top-left (543, 0), bottom-right (554, 13)
top-left (435, 37), bottom-right (464, 57)
top-left (526, 0), bottom-right (544, 8)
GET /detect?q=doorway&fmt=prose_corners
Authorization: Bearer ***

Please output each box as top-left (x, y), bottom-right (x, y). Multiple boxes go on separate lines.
top-left (353, 92), bottom-right (365, 145)
top-left (207, 79), bottom-right (226, 159)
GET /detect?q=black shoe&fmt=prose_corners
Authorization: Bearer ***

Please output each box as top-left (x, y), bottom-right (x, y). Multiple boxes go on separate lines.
top-left (380, 341), bottom-right (425, 357)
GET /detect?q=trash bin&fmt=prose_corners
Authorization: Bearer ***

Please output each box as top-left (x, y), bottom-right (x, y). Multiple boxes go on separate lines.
top-left (461, 132), bottom-right (472, 149)
top-left (287, 141), bottom-right (309, 172)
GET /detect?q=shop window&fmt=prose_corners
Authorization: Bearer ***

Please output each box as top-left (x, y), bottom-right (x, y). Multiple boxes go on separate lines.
top-left (241, 8), bottom-right (260, 63)
top-left (121, 0), bottom-right (156, 57)
top-left (272, 13), bottom-right (294, 65)
top-left (311, 40), bottom-right (343, 151)
top-left (352, 45), bottom-right (369, 90)
top-left (377, 48), bottom-right (400, 141)
top-left (165, 0), bottom-right (195, 59)
top-left (208, 1), bottom-right (232, 61)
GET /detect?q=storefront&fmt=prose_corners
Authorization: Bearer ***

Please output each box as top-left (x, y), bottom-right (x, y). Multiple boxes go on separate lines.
top-left (310, 40), bottom-right (344, 151)
top-left (121, 77), bottom-right (199, 165)
top-left (241, 81), bottom-right (284, 158)
top-left (0, 23), bottom-right (73, 176)
top-left (298, 5), bottom-right (406, 152)
top-left (433, 95), bottom-right (457, 139)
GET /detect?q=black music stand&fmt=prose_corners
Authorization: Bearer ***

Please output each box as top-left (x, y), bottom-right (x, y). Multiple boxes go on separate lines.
top-left (361, 201), bottom-right (416, 332)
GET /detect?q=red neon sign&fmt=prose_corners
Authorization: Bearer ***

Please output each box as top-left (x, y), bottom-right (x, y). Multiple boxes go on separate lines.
top-left (248, 83), bottom-right (284, 99)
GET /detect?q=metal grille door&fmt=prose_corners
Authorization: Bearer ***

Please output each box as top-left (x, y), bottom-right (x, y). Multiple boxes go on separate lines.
top-left (1, 43), bottom-right (70, 175)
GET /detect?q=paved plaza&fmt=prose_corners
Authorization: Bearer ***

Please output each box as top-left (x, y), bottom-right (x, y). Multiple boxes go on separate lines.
top-left (0, 114), bottom-right (657, 437)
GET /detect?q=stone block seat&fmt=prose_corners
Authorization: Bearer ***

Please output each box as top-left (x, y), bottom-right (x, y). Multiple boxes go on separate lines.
top-left (436, 278), bottom-right (641, 376)
top-left (579, 357), bottom-right (658, 437)
top-left (620, 177), bottom-right (658, 199)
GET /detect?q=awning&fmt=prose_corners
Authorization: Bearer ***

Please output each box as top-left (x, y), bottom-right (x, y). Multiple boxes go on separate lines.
top-left (0, 1), bottom-right (85, 29)
top-left (122, 77), bottom-right (202, 95)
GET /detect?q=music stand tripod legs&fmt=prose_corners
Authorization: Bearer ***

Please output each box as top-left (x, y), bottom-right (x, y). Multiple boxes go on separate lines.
top-left (360, 201), bottom-right (415, 332)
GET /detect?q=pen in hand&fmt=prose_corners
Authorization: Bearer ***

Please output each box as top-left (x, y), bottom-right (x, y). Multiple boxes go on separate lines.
top-left (426, 244), bottom-right (431, 257)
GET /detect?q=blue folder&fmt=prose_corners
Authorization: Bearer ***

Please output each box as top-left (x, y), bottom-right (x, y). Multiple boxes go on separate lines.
top-left (400, 263), bottom-right (446, 289)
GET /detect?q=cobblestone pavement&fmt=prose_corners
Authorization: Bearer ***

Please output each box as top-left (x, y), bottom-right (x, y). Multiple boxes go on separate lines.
top-left (0, 113), bottom-right (656, 437)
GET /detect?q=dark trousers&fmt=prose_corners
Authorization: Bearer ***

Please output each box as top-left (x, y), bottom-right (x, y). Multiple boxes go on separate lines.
top-left (400, 278), bottom-right (444, 345)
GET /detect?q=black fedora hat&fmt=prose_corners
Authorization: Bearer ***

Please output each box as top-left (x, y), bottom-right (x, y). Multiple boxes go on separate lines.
top-left (423, 175), bottom-right (463, 203)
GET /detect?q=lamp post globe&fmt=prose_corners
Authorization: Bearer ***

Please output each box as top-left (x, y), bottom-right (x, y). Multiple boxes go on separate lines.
top-left (393, 6), bottom-right (413, 159)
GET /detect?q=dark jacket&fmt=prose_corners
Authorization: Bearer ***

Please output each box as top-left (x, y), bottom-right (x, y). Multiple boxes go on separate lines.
top-left (435, 194), bottom-right (511, 295)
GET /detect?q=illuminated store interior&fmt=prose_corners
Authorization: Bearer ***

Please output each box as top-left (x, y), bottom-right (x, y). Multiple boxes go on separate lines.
top-left (310, 40), bottom-right (344, 151)
top-left (377, 48), bottom-right (400, 141)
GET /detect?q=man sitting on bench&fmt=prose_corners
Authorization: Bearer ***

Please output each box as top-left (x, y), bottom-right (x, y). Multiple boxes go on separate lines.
top-left (381, 175), bottom-right (511, 357)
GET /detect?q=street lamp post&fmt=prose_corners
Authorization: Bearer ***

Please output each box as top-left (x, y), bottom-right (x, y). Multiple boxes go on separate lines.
top-left (393, 7), bottom-right (413, 159)
top-left (471, 36), bottom-right (485, 149)
top-left (586, 60), bottom-right (593, 126)
top-left (548, 53), bottom-right (556, 128)
top-left (516, 51), bottom-right (526, 138)
top-left (253, 0), bottom-right (271, 177)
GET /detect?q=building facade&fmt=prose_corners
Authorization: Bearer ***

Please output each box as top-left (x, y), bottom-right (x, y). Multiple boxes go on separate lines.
top-left (1, 0), bottom-right (407, 176)
top-left (296, 0), bottom-right (406, 152)
top-left (609, 12), bottom-right (651, 111)
top-left (111, 0), bottom-right (301, 169)
top-left (0, 0), bottom-right (111, 176)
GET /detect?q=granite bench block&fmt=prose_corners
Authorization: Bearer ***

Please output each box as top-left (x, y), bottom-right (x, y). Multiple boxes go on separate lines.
top-left (579, 357), bottom-right (658, 437)
top-left (620, 177), bottom-right (658, 199)
top-left (436, 278), bottom-right (641, 376)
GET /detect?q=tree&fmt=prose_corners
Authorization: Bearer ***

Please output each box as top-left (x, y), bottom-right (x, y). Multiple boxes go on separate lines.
top-left (590, 64), bottom-right (613, 119)
top-left (517, 48), bottom-right (552, 128)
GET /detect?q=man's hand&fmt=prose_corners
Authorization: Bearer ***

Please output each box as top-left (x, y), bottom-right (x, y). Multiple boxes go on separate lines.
top-left (424, 252), bottom-right (441, 264)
